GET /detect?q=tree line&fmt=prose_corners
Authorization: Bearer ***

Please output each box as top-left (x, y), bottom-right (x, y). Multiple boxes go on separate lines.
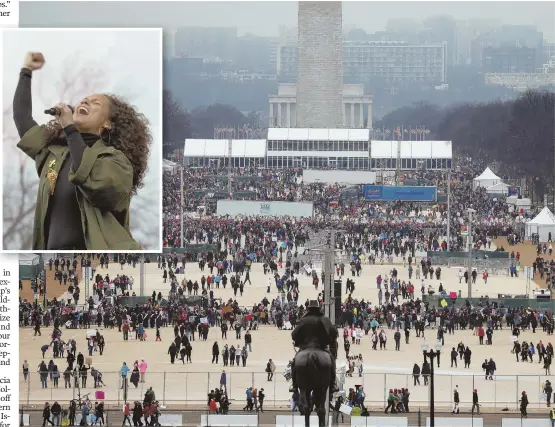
top-left (163, 90), bottom-right (262, 155)
top-left (376, 90), bottom-right (554, 197)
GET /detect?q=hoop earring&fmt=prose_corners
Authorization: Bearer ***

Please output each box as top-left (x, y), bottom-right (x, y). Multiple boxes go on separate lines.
top-left (100, 128), bottom-right (112, 145)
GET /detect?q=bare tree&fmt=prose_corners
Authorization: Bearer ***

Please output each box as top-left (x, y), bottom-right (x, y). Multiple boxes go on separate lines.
top-left (3, 54), bottom-right (161, 249)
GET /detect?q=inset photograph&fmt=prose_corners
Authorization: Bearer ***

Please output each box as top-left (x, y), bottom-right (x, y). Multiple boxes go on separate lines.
top-left (2, 28), bottom-right (163, 251)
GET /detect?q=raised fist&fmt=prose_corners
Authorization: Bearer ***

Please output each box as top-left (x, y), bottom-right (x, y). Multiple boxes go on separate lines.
top-left (23, 51), bottom-right (45, 71)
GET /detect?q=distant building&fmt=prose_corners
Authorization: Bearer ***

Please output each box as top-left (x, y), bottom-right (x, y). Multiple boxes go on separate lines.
top-left (269, 83), bottom-right (372, 129)
top-left (167, 56), bottom-right (204, 75)
top-left (235, 34), bottom-right (280, 73)
top-left (278, 41), bottom-right (446, 85)
top-left (483, 46), bottom-right (537, 73)
top-left (174, 26), bottom-right (237, 62)
top-left (219, 71), bottom-right (277, 82)
top-left (484, 73), bottom-right (555, 91)
top-left (484, 56), bottom-right (555, 92)
top-left (471, 25), bottom-right (544, 69)
top-left (543, 42), bottom-right (555, 62)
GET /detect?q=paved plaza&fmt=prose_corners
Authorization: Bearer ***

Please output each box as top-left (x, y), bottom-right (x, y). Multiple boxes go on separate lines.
top-left (20, 257), bottom-right (551, 411)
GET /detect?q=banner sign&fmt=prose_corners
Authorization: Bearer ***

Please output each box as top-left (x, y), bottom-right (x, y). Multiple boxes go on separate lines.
top-left (363, 185), bottom-right (437, 202)
top-left (508, 186), bottom-right (520, 196)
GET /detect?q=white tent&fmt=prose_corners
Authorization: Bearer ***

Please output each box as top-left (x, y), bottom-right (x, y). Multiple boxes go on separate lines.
top-left (525, 207), bottom-right (555, 242)
top-left (486, 182), bottom-right (510, 195)
top-left (506, 196), bottom-right (531, 210)
top-left (473, 167), bottom-right (502, 189)
top-left (163, 159), bottom-right (178, 173)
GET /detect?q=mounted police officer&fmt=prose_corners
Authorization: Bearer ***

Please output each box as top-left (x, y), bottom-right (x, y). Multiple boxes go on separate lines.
top-left (289, 299), bottom-right (339, 394)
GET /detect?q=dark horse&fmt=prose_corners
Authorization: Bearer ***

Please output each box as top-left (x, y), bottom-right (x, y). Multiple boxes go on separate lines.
top-left (293, 348), bottom-right (332, 427)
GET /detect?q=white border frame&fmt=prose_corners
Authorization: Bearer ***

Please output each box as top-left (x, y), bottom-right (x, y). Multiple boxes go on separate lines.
top-left (0, 27), bottom-right (164, 253)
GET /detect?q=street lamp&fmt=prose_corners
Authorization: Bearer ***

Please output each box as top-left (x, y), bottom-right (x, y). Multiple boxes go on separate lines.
top-left (467, 208), bottom-right (476, 298)
top-left (422, 340), bottom-right (443, 427)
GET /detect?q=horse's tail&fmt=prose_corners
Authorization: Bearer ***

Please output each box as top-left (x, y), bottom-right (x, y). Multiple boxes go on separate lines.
top-left (308, 351), bottom-right (320, 374)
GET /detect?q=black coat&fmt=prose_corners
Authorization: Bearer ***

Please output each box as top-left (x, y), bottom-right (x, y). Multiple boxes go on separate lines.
top-left (412, 364), bottom-right (420, 376)
top-left (291, 310), bottom-right (338, 355)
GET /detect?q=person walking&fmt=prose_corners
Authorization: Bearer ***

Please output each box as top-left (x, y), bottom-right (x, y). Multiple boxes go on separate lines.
top-left (546, 380), bottom-right (553, 407)
top-left (212, 342), bottom-right (220, 364)
top-left (120, 362), bottom-right (129, 390)
top-left (50, 401), bottom-right (62, 426)
top-left (258, 388), bottom-right (265, 412)
top-left (453, 386), bottom-right (460, 414)
top-left (22, 360), bottom-right (29, 382)
top-left (450, 347), bottom-right (458, 367)
top-left (394, 328), bottom-right (401, 351)
top-left (412, 363), bottom-right (421, 386)
top-left (520, 391), bottom-right (529, 417)
top-left (42, 402), bottom-right (54, 427)
top-left (220, 370), bottom-right (227, 392)
top-left (122, 402), bottom-right (132, 426)
top-left (472, 389), bottom-right (481, 415)
top-left (266, 359), bottom-right (276, 381)
top-left (139, 359), bottom-right (147, 383)
top-left (464, 346), bottom-right (472, 368)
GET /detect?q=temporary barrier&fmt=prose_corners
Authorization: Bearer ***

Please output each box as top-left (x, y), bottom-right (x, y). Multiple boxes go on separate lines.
top-left (502, 419), bottom-right (551, 426)
top-left (426, 418), bottom-right (484, 427)
top-left (20, 414), bottom-right (30, 426)
top-left (158, 414), bottom-right (183, 426)
top-left (200, 414), bottom-right (258, 426)
top-left (351, 416), bottom-right (408, 426)
top-left (304, 169), bottom-right (376, 185)
top-left (217, 200), bottom-right (313, 218)
top-left (275, 415), bottom-right (333, 426)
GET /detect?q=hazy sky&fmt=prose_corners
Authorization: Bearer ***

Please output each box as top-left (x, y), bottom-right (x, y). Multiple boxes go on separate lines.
top-left (2, 29), bottom-right (163, 249)
top-left (20, 1), bottom-right (555, 42)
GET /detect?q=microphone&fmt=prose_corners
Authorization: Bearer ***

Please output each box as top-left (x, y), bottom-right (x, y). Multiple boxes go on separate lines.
top-left (44, 105), bottom-right (74, 116)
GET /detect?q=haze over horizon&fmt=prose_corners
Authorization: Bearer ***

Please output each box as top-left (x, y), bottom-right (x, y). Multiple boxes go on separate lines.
top-left (20, 1), bottom-right (555, 42)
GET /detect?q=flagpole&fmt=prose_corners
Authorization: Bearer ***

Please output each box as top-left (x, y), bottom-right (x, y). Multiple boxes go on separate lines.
top-left (180, 165), bottom-right (184, 248)
top-left (447, 169), bottom-right (451, 251)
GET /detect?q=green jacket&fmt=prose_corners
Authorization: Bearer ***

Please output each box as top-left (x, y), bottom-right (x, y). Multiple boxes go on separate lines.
top-left (17, 125), bottom-right (142, 250)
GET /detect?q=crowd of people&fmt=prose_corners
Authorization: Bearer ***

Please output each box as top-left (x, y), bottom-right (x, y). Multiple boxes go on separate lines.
top-left (20, 247), bottom-right (555, 416)
top-left (20, 154), bottom-right (555, 421)
top-left (162, 161), bottom-right (531, 256)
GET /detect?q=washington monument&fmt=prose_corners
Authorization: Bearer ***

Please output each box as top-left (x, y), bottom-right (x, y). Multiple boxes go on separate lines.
top-left (296, 1), bottom-right (344, 128)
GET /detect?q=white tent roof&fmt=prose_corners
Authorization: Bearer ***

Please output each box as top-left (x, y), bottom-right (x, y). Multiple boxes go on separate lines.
top-left (528, 207), bottom-right (555, 225)
top-left (370, 140), bottom-right (452, 159)
top-left (268, 128), bottom-right (370, 142)
top-left (184, 139), bottom-right (267, 157)
top-left (486, 182), bottom-right (509, 191)
top-left (474, 167), bottom-right (501, 181)
top-left (163, 159), bottom-right (178, 172)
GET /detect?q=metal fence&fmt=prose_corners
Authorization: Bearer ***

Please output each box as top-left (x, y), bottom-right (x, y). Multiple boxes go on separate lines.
top-left (428, 258), bottom-right (517, 275)
top-left (21, 371), bottom-right (555, 410)
top-left (20, 408), bottom-right (541, 427)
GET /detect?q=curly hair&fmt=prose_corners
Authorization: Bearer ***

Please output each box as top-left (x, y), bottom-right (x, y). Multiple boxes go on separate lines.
top-left (41, 94), bottom-right (151, 195)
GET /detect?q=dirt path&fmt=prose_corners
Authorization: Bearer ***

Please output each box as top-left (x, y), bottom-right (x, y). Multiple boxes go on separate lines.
top-left (493, 237), bottom-right (554, 288)
top-left (19, 255), bottom-right (103, 302)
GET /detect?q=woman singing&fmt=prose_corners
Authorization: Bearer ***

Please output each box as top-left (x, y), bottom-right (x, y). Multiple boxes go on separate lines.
top-left (14, 52), bottom-right (151, 250)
